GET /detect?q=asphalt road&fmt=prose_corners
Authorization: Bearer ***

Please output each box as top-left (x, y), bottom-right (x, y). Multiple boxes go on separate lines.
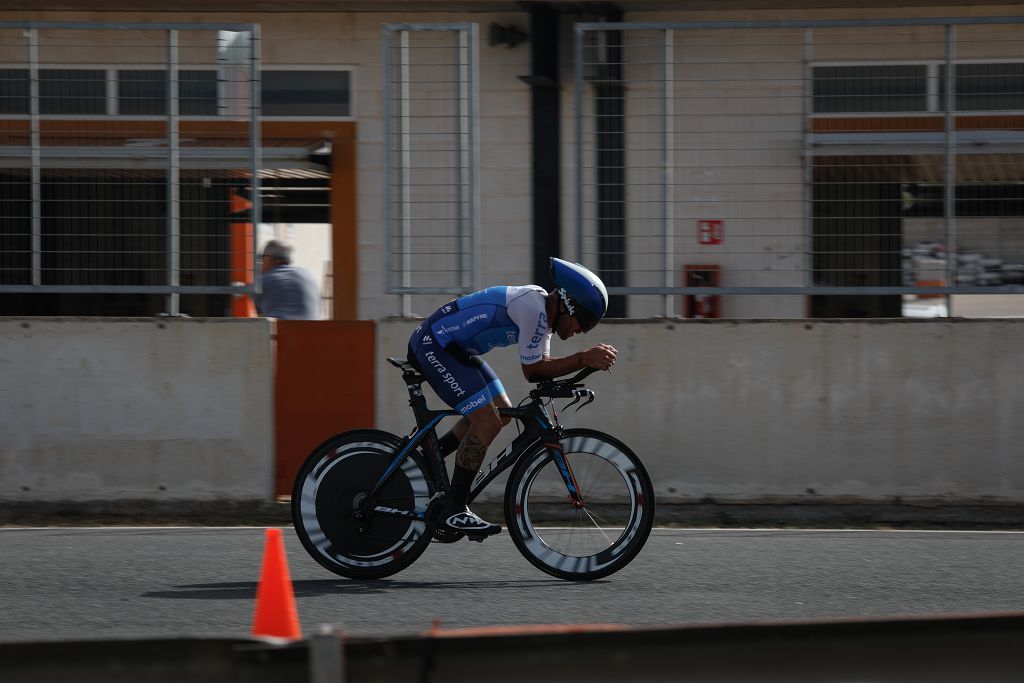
top-left (1, 526), bottom-right (1023, 643)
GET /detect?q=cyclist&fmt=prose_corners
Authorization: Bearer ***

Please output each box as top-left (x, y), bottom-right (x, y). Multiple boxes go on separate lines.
top-left (407, 257), bottom-right (617, 537)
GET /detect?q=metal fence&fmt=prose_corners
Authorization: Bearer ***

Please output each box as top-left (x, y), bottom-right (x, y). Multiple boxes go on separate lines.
top-left (383, 23), bottom-right (478, 306)
top-left (0, 21), bottom-right (260, 315)
top-left (575, 17), bottom-right (1024, 316)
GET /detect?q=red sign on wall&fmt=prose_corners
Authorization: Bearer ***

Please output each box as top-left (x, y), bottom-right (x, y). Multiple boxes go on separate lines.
top-left (698, 219), bottom-right (724, 245)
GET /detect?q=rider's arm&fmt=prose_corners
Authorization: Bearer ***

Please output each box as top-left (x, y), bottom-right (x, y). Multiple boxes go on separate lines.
top-left (522, 353), bottom-right (586, 383)
top-left (523, 345), bottom-right (616, 382)
top-left (508, 287), bottom-right (615, 382)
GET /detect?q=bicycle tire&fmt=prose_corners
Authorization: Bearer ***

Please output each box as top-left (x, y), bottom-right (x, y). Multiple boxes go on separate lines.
top-left (504, 428), bottom-right (655, 581)
top-left (291, 429), bottom-right (435, 580)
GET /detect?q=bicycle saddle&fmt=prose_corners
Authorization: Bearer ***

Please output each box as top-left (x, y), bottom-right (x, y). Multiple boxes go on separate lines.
top-left (387, 357), bottom-right (425, 383)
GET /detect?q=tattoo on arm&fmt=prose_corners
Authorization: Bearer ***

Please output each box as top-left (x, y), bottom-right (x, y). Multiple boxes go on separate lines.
top-left (456, 433), bottom-right (487, 472)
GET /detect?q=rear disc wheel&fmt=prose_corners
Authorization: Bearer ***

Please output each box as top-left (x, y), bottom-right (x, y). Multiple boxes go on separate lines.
top-left (291, 429), bottom-right (434, 580)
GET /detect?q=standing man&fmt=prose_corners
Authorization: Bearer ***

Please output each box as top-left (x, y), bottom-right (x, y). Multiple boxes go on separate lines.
top-left (256, 239), bottom-right (323, 320)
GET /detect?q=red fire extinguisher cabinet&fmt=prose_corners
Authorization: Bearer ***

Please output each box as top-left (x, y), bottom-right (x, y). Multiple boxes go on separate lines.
top-left (683, 264), bottom-right (721, 319)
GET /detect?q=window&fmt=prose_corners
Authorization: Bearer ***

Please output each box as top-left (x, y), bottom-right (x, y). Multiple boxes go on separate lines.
top-left (813, 65), bottom-right (928, 113)
top-left (0, 69), bottom-right (29, 114)
top-left (39, 69), bottom-right (106, 115)
top-left (262, 70), bottom-right (350, 117)
top-left (0, 66), bottom-right (351, 118)
top-left (117, 69), bottom-right (218, 116)
top-left (901, 182), bottom-right (1024, 218)
top-left (118, 70), bottom-right (164, 115)
top-left (948, 63), bottom-right (1024, 111)
top-left (181, 70), bottom-right (219, 115)
top-left (815, 62), bottom-right (1024, 114)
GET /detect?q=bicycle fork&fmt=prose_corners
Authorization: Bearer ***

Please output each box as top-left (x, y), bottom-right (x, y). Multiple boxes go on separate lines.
top-left (542, 428), bottom-right (586, 509)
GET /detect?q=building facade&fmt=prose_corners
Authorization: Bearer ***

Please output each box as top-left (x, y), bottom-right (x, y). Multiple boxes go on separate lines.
top-left (2, 1), bottom-right (1023, 319)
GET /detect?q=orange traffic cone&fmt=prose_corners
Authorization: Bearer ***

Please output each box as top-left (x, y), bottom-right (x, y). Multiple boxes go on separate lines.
top-left (252, 528), bottom-right (302, 640)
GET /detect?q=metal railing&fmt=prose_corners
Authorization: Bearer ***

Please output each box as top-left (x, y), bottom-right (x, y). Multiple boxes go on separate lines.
top-left (575, 17), bottom-right (1024, 316)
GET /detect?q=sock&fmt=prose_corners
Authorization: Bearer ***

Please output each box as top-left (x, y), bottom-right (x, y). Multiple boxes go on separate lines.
top-left (448, 464), bottom-right (474, 510)
top-left (438, 431), bottom-right (460, 457)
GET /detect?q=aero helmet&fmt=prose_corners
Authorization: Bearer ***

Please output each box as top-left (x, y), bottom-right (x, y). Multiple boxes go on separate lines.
top-left (549, 257), bottom-right (609, 331)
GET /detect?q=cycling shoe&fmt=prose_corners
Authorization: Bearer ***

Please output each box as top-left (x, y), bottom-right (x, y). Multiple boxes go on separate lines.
top-left (442, 506), bottom-right (501, 536)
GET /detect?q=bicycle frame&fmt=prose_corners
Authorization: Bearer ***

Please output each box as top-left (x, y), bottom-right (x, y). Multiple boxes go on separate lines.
top-left (367, 362), bottom-right (583, 521)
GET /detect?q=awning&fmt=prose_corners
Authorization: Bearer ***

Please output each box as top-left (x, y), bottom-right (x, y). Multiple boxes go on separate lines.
top-left (0, 138), bottom-right (329, 170)
top-left (809, 130), bottom-right (1024, 157)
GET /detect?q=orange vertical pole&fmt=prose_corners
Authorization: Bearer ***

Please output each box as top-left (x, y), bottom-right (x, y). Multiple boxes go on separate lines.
top-left (230, 187), bottom-right (257, 317)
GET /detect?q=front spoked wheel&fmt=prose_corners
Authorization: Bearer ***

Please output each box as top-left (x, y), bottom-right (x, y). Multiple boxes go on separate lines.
top-left (505, 429), bottom-right (655, 581)
top-left (291, 429), bottom-right (435, 580)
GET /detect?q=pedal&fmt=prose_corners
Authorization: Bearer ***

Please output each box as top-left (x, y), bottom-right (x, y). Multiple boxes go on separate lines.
top-left (466, 534), bottom-right (487, 543)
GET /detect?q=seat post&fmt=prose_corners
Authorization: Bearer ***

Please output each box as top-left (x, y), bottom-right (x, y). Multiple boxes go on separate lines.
top-left (404, 371), bottom-right (428, 405)
top-left (387, 357), bottom-right (433, 426)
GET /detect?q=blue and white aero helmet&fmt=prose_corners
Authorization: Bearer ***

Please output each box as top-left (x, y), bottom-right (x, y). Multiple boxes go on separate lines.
top-left (549, 257), bottom-right (609, 331)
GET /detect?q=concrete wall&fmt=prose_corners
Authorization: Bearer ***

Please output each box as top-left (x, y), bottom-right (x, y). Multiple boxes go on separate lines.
top-left (377, 318), bottom-right (1024, 507)
top-left (0, 318), bottom-right (275, 503)
top-left (1, 317), bottom-right (1020, 516)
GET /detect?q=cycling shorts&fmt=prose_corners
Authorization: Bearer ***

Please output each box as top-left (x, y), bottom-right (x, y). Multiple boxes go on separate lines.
top-left (408, 316), bottom-right (506, 416)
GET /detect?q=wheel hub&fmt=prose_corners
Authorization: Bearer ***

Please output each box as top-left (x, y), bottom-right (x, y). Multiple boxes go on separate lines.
top-left (351, 492), bottom-right (370, 520)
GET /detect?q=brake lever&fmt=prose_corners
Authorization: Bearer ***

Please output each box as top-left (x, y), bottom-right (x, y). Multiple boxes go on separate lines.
top-left (563, 392), bottom-right (582, 411)
top-left (575, 389), bottom-right (595, 412)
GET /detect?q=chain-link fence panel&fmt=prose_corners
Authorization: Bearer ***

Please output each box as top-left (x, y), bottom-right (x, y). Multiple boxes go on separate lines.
top-left (383, 23), bottom-right (478, 299)
top-left (0, 22), bottom-right (261, 315)
top-left (575, 17), bottom-right (1024, 317)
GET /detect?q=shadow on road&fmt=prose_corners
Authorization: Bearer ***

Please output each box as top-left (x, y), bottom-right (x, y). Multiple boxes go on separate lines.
top-left (142, 577), bottom-right (603, 600)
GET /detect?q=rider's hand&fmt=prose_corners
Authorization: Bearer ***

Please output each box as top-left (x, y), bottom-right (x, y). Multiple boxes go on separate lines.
top-left (582, 344), bottom-right (617, 371)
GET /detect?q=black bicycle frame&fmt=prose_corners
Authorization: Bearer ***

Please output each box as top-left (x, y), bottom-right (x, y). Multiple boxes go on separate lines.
top-left (368, 362), bottom-right (583, 518)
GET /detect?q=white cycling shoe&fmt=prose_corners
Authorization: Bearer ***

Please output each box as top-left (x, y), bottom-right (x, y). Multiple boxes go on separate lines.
top-left (442, 506), bottom-right (501, 536)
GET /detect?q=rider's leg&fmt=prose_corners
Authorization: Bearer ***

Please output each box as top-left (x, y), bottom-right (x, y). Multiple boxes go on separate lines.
top-left (445, 393), bottom-right (512, 535)
top-left (406, 334), bottom-right (508, 534)
top-left (437, 417), bottom-right (469, 457)
top-left (439, 390), bottom-right (509, 456)
top-left (408, 338), bottom-right (465, 457)
top-left (454, 394), bottom-right (512, 471)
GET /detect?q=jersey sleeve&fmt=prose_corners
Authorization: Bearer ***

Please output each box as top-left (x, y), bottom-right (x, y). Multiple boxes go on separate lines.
top-left (506, 287), bottom-right (551, 365)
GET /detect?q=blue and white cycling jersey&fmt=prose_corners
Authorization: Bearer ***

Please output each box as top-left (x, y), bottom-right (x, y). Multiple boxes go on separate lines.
top-left (430, 285), bottom-right (551, 365)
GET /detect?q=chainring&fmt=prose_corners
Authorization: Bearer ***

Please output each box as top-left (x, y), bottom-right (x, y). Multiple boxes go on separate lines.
top-left (426, 492), bottom-right (465, 543)
top-left (431, 527), bottom-right (464, 544)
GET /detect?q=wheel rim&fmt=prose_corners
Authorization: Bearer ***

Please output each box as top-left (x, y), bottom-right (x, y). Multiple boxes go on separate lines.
top-left (297, 439), bottom-right (429, 569)
top-left (512, 435), bottom-right (649, 575)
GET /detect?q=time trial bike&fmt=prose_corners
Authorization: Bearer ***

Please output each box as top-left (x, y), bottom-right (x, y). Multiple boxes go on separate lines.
top-left (291, 357), bottom-right (655, 581)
